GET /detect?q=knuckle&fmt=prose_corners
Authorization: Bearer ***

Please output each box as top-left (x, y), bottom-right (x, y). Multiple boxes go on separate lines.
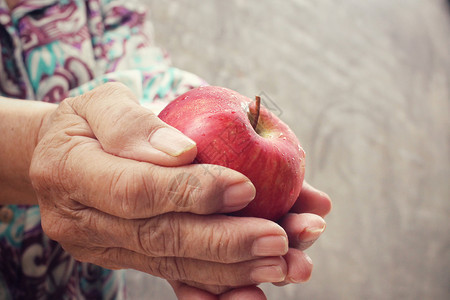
top-left (165, 172), bottom-right (202, 210)
top-left (209, 226), bottom-right (233, 263)
top-left (101, 107), bottom-right (147, 150)
top-left (109, 168), bottom-right (144, 217)
top-left (110, 113), bottom-right (160, 156)
top-left (152, 257), bottom-right (187, 281)
top-left (83, 83), bottom-right (152, 154)
top-left (58, 97), bottom-right (76, 112)
top-left (109, 165), bottom-right (161, 218)
top-left (139, 214), bottom-right (182, 257)
top-left (207, 218), bottom-right (243, 263)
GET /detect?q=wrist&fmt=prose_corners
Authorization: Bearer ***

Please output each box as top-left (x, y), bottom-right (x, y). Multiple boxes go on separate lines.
top-left (0, 98), bottom-right (57, 204)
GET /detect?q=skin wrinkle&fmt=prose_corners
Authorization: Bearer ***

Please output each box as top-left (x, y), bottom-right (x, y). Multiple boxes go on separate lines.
top-left (213, 222), bottom-right (235, 264)
top-left (136, 220), bottom-right (150, 256)
top-left (154, 256), bottom-right (179, 281)
top-left (79, 209), bottom-right (108, 246)
top-left (139, 164), bottom-right (160, 217)
top-left (101, 105), bottom-right (137, 148)
top-left (167, 171), bottom-right (198, 210)
top-left (152, 216), bottom-right (172, 257)
top-left (173, 216), bottom-right (185, 259)
top-left (178, 216), bottom-right (195, 258)
top-left (181, 170), bottom-right (210, 214)
top-left (78, 84), bottom-right (141, 145)
top-left (171, 215), bottom-right (192, 259)
top-left (115, 113), bottom-right (156, 156)
top-left (44, 137), bottom-right (75, 197)
top-left (60, 140), bottom-right (93, 197)
top-left (141, 166), bottom-right (164, 215)
top-left (39, 208), bottom-right (66, 243)
top-left (203, 223), bottom-right (218, 263)
top-left (209, 262), bottom-right (229, 289)
top-left (179, 171), bottom-right (202, 209)
top-left (125, 168), bottom-right (149, 216)
top-left (110, 167), bottom-right (134, 217)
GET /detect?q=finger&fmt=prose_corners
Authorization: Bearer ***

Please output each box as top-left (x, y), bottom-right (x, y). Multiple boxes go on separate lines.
top-left (279, 213), bottom-right (326, 250)
top-left (290, 181), bottom-right (332, 217)
top-left (168, 280), bottom-right (218, 300)
top-left (129, 214), bottom-right (288, 263)
top-left (273, 248), bottom-right (313, 286)
top-left (65, 245), bottom-right (288, 287)
top-left (169, 280), bottom-right (266, 300)
top-left (219, 286), bottom-right (266, 300)
top-left (175, 280), bottom-right (267, 299)
top-left (174, 280), bottom-right (230, 296)
top-left (52, 209), bottom-right (288, 263)
top-left (67, 82), bottom-right (198, 166)
top-left (128, 213), bottom-right (288, 263)
top-left (50, 139), bottom-right (255, 218)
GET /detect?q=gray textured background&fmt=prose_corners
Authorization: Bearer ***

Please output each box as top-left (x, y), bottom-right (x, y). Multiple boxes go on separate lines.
top-left (126, 1), bottom-right (450, 299)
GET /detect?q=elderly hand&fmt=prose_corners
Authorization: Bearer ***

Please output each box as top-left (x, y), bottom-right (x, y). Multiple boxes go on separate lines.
top-left (169, 181), bottom-right (331, 298)
top-left (29, 82), bottom-right (295, 290)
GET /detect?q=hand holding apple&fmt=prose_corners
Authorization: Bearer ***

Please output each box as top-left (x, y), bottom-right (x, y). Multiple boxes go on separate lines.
top-left (158, 86), bottom-right (305, 221)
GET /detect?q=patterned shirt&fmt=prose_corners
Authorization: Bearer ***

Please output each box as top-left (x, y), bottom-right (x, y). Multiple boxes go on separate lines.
top-left (0, 0), bottom-right (205, 298)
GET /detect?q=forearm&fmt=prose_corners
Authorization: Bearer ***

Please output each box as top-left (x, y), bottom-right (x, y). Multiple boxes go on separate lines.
top-left (0, 97), bottom-right (56, 204)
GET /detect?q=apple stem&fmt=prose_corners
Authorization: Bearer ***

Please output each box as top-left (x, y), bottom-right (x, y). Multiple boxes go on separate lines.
top-left (250, 96), bottom-right (261, 130)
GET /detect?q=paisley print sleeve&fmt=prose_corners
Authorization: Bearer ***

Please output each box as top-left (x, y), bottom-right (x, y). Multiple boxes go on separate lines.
top-left (70, 0), bottom-right (207, 105)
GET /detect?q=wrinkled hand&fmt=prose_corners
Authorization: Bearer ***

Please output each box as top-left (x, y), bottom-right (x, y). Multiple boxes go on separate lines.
top-left (30, 83), bottom-right (294, 290)
top-left (169, 178), bottom-right (332, 298)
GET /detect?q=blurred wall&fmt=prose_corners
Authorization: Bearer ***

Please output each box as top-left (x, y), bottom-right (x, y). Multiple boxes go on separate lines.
top-left (126, 1), bottom-right (450, 299)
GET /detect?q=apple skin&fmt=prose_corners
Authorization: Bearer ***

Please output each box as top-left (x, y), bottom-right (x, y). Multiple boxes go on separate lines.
top-left (158, 86), bottom-right (305, 221)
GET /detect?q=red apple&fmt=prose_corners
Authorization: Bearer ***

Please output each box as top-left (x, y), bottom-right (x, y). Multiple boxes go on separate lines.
top-left (158, 86), bottom-right (305, 221)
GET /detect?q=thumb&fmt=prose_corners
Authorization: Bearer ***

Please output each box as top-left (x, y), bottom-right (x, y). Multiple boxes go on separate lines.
top-left (67, 82), bottom-right (197, 166)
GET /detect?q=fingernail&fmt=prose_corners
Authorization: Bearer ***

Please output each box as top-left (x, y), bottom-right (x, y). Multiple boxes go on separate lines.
top-left (300, 224), bottom-right (326, 243)
top-left (149, 127), bottom-right (196, 157)
top-left (252, 235), bottom-right (288, 256)
top-left (250, 265), bottom-right (285, 283)
top-left (222, 181), bottom-right (256, 212)
top-left (304, 253), bottom-right (313, 265)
